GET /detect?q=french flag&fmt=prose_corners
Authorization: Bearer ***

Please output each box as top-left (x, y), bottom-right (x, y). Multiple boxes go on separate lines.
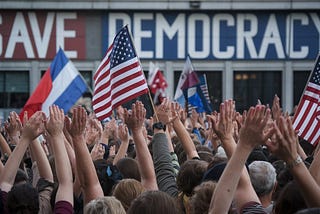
top-left (20, 48), bottom-right (87, 118)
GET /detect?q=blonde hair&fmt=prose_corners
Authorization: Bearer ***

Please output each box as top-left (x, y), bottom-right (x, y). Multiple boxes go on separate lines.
top-left (112, 179), bottom-right (145, 211)
top-left (84, 196), bottom-right (125, 214)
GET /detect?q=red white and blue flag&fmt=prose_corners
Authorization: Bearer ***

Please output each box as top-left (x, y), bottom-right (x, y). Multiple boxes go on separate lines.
top-left (293, 54), bottom-right (320, 145)
top-left (93, 26), bottom-right (149, 121)
top-left (20, 48), bottom-right (87, 118)
top-left (174, 56), bottom-right (200, 108)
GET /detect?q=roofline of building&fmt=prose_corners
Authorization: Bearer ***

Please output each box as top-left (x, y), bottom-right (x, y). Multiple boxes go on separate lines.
top-left (1, 1), bottom-right (319, 10)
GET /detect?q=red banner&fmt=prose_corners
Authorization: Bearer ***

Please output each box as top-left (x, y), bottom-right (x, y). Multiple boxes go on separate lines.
top-left (0, 11), bottom-right (85, 59)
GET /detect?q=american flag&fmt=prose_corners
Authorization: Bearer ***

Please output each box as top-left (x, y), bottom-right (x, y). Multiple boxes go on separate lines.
top-left (92, 26), bottom-right (149, 121)
top-left (293, 54), bottom-right (320, 145)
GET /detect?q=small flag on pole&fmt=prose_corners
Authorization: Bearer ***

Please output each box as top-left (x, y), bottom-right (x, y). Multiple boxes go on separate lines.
top-left (20, 48), bottom-right (87, 118)
top-left (93, 26), bottom-right (149, 121)
top-left (148, 62), bottom-right (168, 104)
top-left (174, 56), bottom-right (200, 108)
top-left (292, 54), bottom-right (320, 145)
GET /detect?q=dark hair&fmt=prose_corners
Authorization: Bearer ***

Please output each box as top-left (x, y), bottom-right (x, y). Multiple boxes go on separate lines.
top-left (94, 159), bottom-right (122, 196)
top-left (295, 208), bottom-right (320, 214)
top-left (189, 181), bottom-right (217, 214)
top-left (177, 160), bottom-right (208, 196)
top-left (14, 169), bottom-right (28, 185)
top-left (196, 145), bottom-right (214, 163)
top-left (116, 157), bottom-right (140, 182)
top-left (274, 181), bottom-right (307, 214)
top-left (127, 190), bottom-right (181, 214)
top-left (7, 183), bottom-right (39, 214)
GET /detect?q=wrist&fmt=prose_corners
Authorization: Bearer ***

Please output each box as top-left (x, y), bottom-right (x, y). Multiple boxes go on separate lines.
top-left (286, 155), bottom-right (303, 169)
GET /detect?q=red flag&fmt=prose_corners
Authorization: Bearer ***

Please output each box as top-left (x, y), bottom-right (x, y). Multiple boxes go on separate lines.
top-left (148, 62), bottom-right (167, 104)
top-left (292, 54), bottom-right (320, 145)
top-left (148, 62), bottom-right (168, 94)
top-left (92, 26), bottom-right (149, 121)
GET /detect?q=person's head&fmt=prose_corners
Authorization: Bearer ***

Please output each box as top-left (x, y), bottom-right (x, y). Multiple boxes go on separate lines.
top-left (7, 183), bottom-right (39, 214)
top-left (112, 179), bottom-right (145, 211)
top-left (127, 190), bottom-right (181, 214)
top-left (248, 161), bottom-right (276, 197)
top-left (274, 181), bottom-right (307, 214)
top-left (84, 196), bottom-right (125, 214)
top-left (188, 181), bottom-right (217, 214)
top-left (196, 145), bottom-right (214, 163)
top-left (247, 148), bottom-right (268, 165)
top-left (177, 160), bottom-right (208, 196)
top-left (14, 168), bottom-right (28, 185)
top-left (94, 159), bottom-right (122, 196)
top-left (116, 157), bottom-right (141, 181)
top-left (202, 161), bottom-right (227, 182)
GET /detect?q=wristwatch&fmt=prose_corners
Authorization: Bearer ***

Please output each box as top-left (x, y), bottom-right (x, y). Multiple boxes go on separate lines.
top-left (152, 122), bottom-right (166, 131)
top-left (286, 155), bottom-right (303, 169)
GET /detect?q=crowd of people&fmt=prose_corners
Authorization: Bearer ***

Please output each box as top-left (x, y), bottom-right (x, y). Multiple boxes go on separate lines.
top-left (0, 95), bottom-right (319, 214)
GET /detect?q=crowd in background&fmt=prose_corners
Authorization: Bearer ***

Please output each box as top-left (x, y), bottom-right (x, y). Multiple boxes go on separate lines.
top-left (0, 95), bottom-right (320, 214)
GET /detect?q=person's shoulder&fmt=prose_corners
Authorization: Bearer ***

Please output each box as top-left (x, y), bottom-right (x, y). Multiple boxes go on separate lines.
top-left (241, 201), bottom-right (267, 214)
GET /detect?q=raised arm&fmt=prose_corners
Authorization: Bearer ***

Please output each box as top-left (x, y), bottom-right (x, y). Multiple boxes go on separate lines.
top-left (309, 143), bottom-right (320, 185)
top-left (209, 105), bottom-right (273, 214)
top-left (4, 111), bottom-right (22, 146)
top-left (0, 111), bottom-right (45, 192)
top-left (45, 105), bottom-right (73, 207)
top-left (66, 106), bottom-right (103, 205)
top-left (113, 124), bottom-right (130, 165)
top-left (171, 102), bottom-right (199, 159)
top-left (151, 99), bottom-right (179, 197)
top-left (267, 116), bottom-right (320, 207)
top-left (29, 138), bottom-right (53, 183)
top-left (0, 131), bottom-right (11, 159)
top-left (124, 101), bottom-right (158, 191)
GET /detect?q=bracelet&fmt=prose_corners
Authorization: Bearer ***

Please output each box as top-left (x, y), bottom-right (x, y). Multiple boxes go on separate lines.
top-left (286, 155), bottom-right (303, 169)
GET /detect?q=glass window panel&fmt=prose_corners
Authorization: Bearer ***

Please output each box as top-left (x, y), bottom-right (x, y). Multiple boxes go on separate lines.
top-left (5, 71), bottom-right (29, 92)
top-left (79, 70), bottom-right (93, 98)
top-left (0, 71), bottom-right (29, 108)
top-left (234, 71), bottom-right (282, 112)
top-left (293, 71), bottom-right (310, 106)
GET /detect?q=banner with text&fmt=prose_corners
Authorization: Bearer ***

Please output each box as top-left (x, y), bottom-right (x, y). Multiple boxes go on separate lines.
top-left (102, 11), bottom-right (320, 60)
top-left (0, 11), bottom-right (85, 59)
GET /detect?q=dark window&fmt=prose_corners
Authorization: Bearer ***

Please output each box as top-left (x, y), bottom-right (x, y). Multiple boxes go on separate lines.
top-left (0, 71), bottom-right (29, 108)
top-left (174, 70), bottom-right (222, 111)
top-left (234, 71), bottom-right (282, 112)
top-left (293, 71), bottom-right (310, 107)
top-left (80, 70), bottom-right (93, 98)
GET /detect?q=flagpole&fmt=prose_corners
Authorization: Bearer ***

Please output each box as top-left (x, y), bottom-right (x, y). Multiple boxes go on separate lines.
top-left (126, 25), bottom-right (159, 122)
top-left (292, 52), bottom-right (320, 119)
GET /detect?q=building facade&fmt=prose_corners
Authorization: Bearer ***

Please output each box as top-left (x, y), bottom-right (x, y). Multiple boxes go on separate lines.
top-left (0, 0), bottom-right (319, 118)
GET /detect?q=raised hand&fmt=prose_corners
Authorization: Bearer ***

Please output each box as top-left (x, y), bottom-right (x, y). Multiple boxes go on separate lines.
top-left (272, 94), bottom-right (282, 121)
top-left (124, 101), bottom-right (146, 132)
top-left (207, 100), bottom-right (234, 142)
top-left (85, 118), bottom-right (102, 146)
top-left (5, 111), bottom-right (22, 143)
top-left (238, 105), bottom-right (274, 150)
top-left (266, 116), bottom-right (299, 163)
top-left (45, 105), bottom-right (64, 137)
top-left (156, 98), bottom-right (173, 124)
top-left (21, 111), bottom-right (46, 141)
top-left (66, 106), bottom-right (87, 138)
top-left (90, 143), bottom-right (105, 161)
top-left (118, 124), bottom-right (129, 143)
